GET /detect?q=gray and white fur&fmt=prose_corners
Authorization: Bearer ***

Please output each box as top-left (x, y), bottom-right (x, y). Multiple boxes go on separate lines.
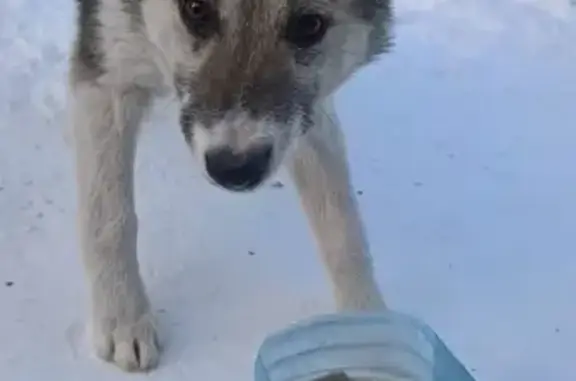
top-left (68, 0), bottom-right (393, 372)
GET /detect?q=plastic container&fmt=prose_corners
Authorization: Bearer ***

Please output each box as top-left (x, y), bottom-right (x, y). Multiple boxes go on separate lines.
top-left (254, 311), bottom-right (476, 381)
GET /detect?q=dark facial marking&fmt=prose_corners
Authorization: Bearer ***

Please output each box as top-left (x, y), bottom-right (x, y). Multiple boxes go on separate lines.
top-left (180, 98), bottom-right (225, 141)
top-left (187, 0), bottom-right (301, 124)
top-left (178, 0), bottom-right (329, 141)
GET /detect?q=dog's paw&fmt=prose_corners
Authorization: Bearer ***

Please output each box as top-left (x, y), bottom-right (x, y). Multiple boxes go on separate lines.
top-left (91, 311), bottom-right (161, 372)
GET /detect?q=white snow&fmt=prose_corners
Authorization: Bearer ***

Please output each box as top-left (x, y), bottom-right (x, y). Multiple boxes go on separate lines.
top-left (1, 0), bottom-right (575, 380)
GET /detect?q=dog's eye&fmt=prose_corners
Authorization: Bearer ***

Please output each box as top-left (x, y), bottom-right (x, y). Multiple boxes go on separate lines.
top-left (285, 13), bottom-right (329, 49)
top-left (188, 0), bottom-right (213, 19)
top-left (180, 0), bottom-right (219, 39)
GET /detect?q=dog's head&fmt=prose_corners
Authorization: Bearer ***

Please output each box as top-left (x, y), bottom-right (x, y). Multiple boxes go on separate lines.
top-left (144, 0), bottom-right (392, 191)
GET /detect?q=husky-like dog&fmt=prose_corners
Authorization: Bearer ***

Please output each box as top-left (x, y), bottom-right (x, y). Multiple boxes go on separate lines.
top-left (69, 0), bottom-right (393, 372)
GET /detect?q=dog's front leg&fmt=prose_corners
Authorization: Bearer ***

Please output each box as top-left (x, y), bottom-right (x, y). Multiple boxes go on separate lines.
top-left (289, 98), bottom-right (386, 312)
top-left (71, 83), bottom-right (159, 372)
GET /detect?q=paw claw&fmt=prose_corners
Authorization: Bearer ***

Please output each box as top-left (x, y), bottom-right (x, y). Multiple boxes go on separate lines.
top-left (91, 312), bottom-right (160, 372)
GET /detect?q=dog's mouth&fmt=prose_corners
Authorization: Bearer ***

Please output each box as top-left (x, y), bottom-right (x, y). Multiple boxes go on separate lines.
top-left (203, 143), bottom-right (273, 192)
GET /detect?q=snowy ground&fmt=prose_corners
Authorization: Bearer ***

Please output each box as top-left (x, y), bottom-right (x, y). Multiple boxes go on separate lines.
top-left (1, 0), bottom-right (576, 380)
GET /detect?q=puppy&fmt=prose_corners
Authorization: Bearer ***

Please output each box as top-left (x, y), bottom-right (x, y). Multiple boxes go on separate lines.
top-left (68, 0), bottom-right (393, 372)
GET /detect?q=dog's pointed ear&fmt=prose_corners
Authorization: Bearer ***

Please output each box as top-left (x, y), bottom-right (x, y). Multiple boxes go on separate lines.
top-left (313, 372), bottom-right (352, 381)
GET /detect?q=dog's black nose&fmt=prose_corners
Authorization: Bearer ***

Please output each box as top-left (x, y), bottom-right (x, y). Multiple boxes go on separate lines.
top-left (205, 145), bottom-right (273, 191)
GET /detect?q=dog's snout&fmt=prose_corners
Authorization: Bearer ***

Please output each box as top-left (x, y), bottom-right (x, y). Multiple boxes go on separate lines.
top-left (205, 144), bottom-right (273, 191)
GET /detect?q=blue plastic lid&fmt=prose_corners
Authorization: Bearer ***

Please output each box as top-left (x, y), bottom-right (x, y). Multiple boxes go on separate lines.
top-left (254, 311), bottom-right (475, 381)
